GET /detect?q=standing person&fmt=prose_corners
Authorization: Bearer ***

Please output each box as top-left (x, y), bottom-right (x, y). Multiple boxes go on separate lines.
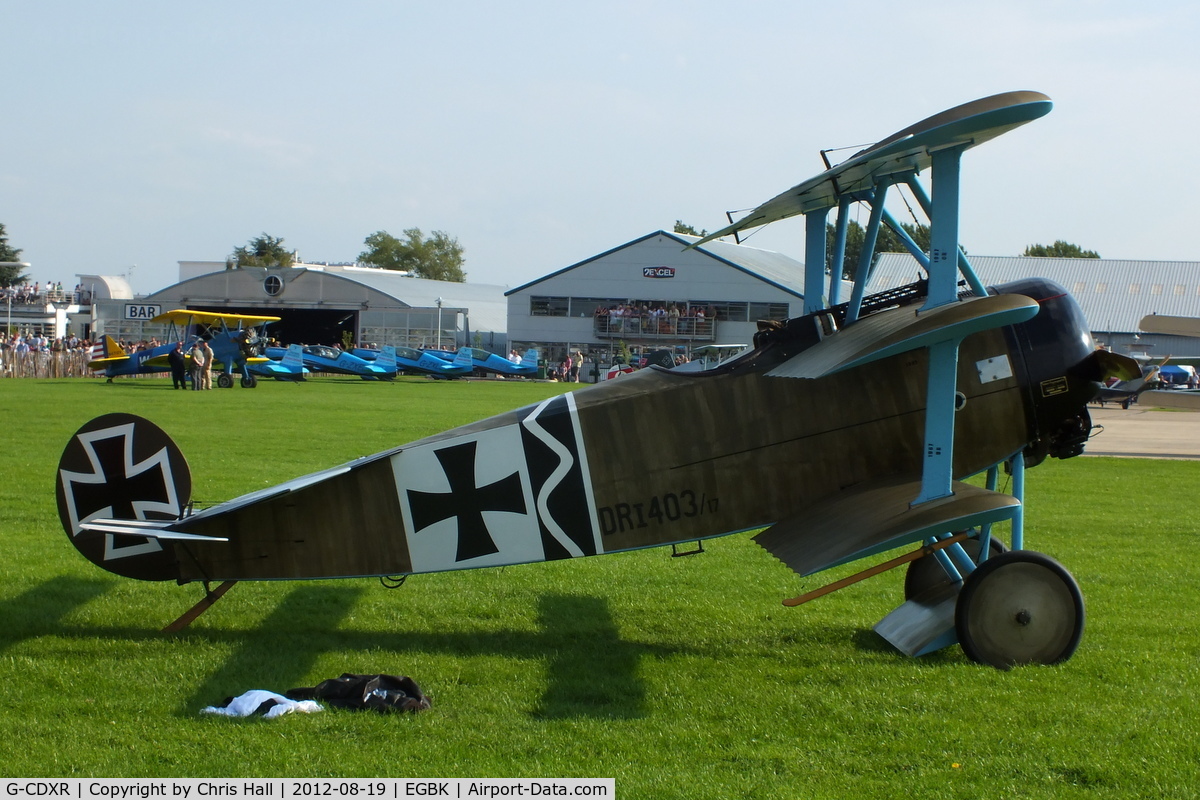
top-left (167, 342), bottom-right (187, 389)
top-left (189, 340), bottom-right (206, 391)
top-left (199, 340), bottom-right (215, 390)
top-left (571, 350), bottom-right (583, 383)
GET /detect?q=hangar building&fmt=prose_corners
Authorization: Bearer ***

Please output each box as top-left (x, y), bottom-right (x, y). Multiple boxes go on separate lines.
top-left (869, 254), bottom-right (1200, 357)
top-left (505, 231), bottom-right (828, 368)
top-left (90, 262), bottom-right (509, 352)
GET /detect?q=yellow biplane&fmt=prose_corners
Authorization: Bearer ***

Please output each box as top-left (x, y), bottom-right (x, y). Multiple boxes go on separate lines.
top-left (87, 309), bottom-right (281, 388)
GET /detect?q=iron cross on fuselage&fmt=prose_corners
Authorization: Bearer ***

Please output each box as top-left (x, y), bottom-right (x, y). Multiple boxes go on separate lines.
top-left (406, 440), bottom-right (526, 562)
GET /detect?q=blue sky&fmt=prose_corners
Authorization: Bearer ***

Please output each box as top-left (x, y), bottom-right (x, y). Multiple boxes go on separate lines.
top-left (3, 1), bottom-right (1198, 294)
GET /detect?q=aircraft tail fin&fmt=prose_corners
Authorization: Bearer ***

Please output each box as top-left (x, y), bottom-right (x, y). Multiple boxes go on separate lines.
top-left (454, 347), bottom-right (474, 368)
top-left (280, 343), bottom-right (305, 370)
top-left (88, 335), bottom-right (126, 363)
top-left (521, 349), bottom-right (539, 369)
top-left (56, 413), bottom-right (195, 582)
top-left (377, 345), bottom-right (398, 371)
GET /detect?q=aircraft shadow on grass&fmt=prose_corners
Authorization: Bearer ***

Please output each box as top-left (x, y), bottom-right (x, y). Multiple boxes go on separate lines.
top-left (0, 576), bottom-right (113, 653)
top-left (178, 587), bottom-right (658, 721)
top-left (1, 580), bottom-right (659, 720)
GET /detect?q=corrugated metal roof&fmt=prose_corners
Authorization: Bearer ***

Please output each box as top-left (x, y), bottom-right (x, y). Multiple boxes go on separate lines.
top-left (869, 254), bottom-right (1200, 333)
top-left (303, 266), bottom-right (510, 333)
top-left (506, 230), bottom-right (810, 297)
top-left (677, 233), bottom-right (808, 296)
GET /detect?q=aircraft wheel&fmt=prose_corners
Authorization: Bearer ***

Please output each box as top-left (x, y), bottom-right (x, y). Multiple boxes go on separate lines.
top-left (955, 550), bottom-right (1084, 669)
top-left (904, 535), bottom-right (1007, 600)
top-left (240, 375), bottom-right (257, 388)
top-left (216, 373), bottom-right (234, 389)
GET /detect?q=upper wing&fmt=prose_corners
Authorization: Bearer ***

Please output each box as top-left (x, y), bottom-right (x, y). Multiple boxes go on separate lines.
top-left (151, 309), bottom-right (281, 326)
top-left (1140, 314), bottom-right (1200, 338)
top-left (693, 91), bottom-right (1052, 245)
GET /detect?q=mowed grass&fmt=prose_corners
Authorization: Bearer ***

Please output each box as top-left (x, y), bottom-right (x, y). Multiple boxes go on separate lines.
top-left (1, 375), bottom-right (1198, 797)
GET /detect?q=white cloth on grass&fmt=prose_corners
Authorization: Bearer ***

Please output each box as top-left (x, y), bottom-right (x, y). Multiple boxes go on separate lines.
top-left (201, 690), bottom-right (322, 719)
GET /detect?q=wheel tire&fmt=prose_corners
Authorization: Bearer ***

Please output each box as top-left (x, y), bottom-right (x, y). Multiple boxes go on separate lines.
top-left (904, 535), bottom-right (1007, 600)
top-left (216, 373), bottom-right (233, 389)
top-left (240, 374), bottom-right (257, 388)
top-left (955, 550), bottom-right (1085, 669)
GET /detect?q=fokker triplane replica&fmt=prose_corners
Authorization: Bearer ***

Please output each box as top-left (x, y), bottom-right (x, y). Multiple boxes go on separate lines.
top-left (57, 91), bottom-right (1138, 668)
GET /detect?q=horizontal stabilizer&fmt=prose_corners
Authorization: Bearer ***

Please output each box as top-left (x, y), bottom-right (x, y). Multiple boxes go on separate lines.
top-left (80, 519), bottom-right (229, 542)
top-left (753, 478), bottom-right (1019, 577)
top-left (767, 294), bottom-right (1038, 380)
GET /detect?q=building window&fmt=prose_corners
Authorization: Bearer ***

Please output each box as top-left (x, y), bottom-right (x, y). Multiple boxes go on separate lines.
top-left (689, 301), bottom-right (747, 321)
top-left (1174, 285), bottom-right (1186, 296)
top-left (569, 297), bottom-right (623, 318)
top-left (263, 275), bottom-right (284, 296)
top-left (1129, 284), bottom-right (1141, 295)
top-left (1096, 283), bottom-right (1107, 294)
top-left (1151, 284), bottom-right (1163, 296)
top-left (748, 302), bottom-right (790, 321)
top-left (529, 296), bottom-right (569, 316)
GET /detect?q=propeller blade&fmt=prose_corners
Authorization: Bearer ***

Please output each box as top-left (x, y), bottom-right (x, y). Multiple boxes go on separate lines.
top-left (1075, 349), bottom-right (1142, 383)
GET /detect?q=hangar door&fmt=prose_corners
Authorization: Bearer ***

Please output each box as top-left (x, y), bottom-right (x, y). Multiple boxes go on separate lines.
top-left (207, 306), bottom-right (358, 348)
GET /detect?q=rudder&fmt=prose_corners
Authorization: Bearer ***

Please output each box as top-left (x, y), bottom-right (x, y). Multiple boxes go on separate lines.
top-left (56, 414), bottom-right (192, 581)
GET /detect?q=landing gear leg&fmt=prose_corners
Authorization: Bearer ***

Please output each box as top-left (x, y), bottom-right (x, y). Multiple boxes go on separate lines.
top-left (904, 535), bottom-right (1007, 600)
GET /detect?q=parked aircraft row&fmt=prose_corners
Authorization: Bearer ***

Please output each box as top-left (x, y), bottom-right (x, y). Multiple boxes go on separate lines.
top-left (85, 311), bottom-right (539, 385)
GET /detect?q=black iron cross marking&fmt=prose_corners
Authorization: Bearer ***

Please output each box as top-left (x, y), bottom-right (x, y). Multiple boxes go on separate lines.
top-left (64, 431), bottom-right (174, 530)
top-left (406, 441), bottom-right (527, 562)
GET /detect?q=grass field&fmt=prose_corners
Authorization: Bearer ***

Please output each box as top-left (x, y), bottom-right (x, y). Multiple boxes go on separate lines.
top-left (2, 376), bottom-right (1198, 797)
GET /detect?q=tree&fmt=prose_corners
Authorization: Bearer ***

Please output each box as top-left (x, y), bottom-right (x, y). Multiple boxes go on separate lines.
top-left (359, 228), bottom-right (466, 282)
top-left (673, 220), bottom-right (708, 237)
top-left (1023, 241), bottom-right (1100, 258)
top-left (826, 219), bottom-right (931, 280)
top-left (0, 223), bottom-right (27, 288)
top-left (230, 233), bottom-right (297, 268)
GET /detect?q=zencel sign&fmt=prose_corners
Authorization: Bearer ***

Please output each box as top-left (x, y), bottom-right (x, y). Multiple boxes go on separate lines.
top-left (643, 266), bottom-right (675, 278)
top-left (124, 304), bottom-right (162, 321)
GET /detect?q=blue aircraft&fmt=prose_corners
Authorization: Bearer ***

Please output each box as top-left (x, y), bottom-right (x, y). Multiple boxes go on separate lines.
top-left (247, 343), bottom-right (309, 382)
top-left (354, 345), bottom-right (473, 378)
top-left (86, 309), bottom-right (280, 388)
top-left (264, 344), bottom-right (395, 380)
top-left (424, 347), bottom-right (539, 377)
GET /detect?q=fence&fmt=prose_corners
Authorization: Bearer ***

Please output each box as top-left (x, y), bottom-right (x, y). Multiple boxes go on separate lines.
top-left (0, 351), bottom-right (99, 379)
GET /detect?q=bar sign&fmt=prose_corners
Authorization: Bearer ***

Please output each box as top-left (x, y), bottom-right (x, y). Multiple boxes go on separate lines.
top-left (124, 304), bottom-right (162, 320)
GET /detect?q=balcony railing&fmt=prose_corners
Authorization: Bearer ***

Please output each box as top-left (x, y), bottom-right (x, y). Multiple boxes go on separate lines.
top-left (594, 315), bottom-right (714, 341)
